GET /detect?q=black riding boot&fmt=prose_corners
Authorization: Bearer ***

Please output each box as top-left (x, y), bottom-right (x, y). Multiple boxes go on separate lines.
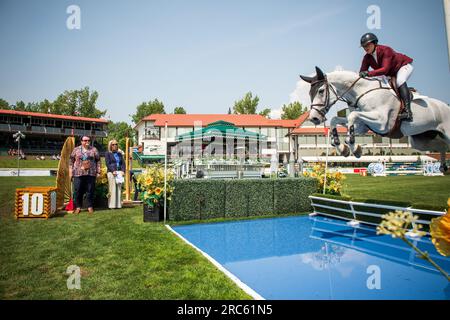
top-left (398, 83), bottom-right (413, 122)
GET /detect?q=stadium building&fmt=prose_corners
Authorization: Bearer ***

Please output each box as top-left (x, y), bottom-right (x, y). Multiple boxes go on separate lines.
top-left (0, 109), bottom-right (108, 156)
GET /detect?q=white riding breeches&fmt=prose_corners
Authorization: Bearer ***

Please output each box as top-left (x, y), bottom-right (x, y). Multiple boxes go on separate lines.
top-left (396, 63), bottom-right (414, 87)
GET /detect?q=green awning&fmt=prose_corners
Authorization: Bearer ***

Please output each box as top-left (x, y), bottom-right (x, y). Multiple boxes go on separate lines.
top-left (175, 120), bottom-right (267, 142)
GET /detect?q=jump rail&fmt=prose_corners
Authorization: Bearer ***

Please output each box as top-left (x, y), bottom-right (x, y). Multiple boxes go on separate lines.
top-left (309, 195), bottom-right (446, 235)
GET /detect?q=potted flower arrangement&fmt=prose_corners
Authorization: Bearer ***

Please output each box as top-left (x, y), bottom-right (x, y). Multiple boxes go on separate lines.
top-left (136, 163), bottom-right (175, 222)
top-left (94, 165), bottom-right (109, 208)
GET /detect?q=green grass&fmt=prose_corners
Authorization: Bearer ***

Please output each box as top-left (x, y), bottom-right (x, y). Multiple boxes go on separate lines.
top-left (342, 174), bottom-right (450, 209)
top-left (0, 156), bottom-right (143, 169)
top-left (0, 176), bottom-right (250, 300)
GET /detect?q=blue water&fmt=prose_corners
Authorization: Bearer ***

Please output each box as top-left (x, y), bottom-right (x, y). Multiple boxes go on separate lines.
top-left (172, 216), bottom-right (450, 300)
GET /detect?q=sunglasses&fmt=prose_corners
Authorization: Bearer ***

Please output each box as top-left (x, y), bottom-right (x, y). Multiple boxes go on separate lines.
top-left (112, 143), bottom-right (118, 146)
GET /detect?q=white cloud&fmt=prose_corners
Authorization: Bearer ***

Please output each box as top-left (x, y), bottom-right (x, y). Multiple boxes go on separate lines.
top-left (269, 108), bottom-right (282, 119)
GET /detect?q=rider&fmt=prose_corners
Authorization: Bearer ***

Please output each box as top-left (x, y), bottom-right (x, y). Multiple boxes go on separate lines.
top-left (359, 33), bottom-right (414, 121)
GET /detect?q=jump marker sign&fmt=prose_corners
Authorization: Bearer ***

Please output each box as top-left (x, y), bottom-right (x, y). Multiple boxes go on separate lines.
top-left (15, 187), bottom-right (58, 219)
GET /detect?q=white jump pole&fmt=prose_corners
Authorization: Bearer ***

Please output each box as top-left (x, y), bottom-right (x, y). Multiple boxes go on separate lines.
top-left (444, 0), bottom-right (450, 69)
top-left (323, 126), bottom-right (330, 194)
top-left (164, 121), bottom-right (168, 225)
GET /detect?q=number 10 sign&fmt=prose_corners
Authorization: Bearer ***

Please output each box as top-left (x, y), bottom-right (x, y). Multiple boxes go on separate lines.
top-left (15, 187), bottom-right (58, 219)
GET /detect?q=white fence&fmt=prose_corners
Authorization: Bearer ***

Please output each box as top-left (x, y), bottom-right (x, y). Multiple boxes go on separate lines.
top-left (309, 195), bottom-right (445, 235)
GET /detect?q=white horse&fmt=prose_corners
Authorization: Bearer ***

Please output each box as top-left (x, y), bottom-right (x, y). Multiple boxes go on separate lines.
top-left (299, 67), bottom-right (450, 172)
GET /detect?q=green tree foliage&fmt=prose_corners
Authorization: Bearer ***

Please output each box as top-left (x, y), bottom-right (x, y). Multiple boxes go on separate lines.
top-left (258, 108), bottom-right (271, 118)
top-left (52, 87), bottom-right (106, 118)
top-left (0, 99), bottom-right (11, 110)
top-left (131, 99), bottom-right (166, 124)
top-left (281, 102), bottom-right (307, 120)
top-left (173, 106), bottom-right (186, 114)
top-left (15, 101), bottom-right (26, 111)
top-left (233, 92), bottom-right (259, 114)
top-left (107, 121), bottom-right (135, 151)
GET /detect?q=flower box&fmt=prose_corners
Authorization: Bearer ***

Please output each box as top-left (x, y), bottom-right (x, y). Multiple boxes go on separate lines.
top-left (143, 203), bottom-right (168, 222)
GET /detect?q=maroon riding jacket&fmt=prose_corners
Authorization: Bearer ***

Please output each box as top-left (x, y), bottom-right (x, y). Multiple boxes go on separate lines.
top-left (360, 44), bottom-right (413, 77)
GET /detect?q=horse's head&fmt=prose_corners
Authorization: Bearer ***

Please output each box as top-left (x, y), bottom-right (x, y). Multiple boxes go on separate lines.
top-left (300, 66), bottom-right (337, 125)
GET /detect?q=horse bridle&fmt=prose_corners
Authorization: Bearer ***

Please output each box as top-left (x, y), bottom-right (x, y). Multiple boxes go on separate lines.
top-left (310, 76), bottom-right (393, 117)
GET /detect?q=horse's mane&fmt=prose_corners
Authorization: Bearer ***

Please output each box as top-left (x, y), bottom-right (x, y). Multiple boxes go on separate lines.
top-left (327, 70), bottom-right (359, 78)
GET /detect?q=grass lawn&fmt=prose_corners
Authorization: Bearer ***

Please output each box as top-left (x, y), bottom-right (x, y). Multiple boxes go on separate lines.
top-left (0, 156), bottom-right (142, 169)
top-left (343, 174), bottom-right (450, 209)
top-left (0, 176), bottom-right (250, 299)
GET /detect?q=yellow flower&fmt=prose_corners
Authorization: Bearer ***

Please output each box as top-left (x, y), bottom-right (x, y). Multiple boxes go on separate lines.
top-left (377, 210), bottom-right (426, 238)
top-left (430, 198), bottom-right (450, 257)
top-left (155, 187), bottom-right (162, 195)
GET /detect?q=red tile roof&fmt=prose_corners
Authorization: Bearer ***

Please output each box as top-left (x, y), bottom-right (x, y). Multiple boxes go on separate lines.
top-left (138, 112), bottom-right (310, 128)
top-left (290, 127), bottom-right (348, 135)
top-left (0, 109), bottom-right (108, 123)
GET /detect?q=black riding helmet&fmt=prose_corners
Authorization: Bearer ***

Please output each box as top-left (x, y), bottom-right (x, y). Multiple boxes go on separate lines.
top-left (360, 33), bottom-right (378, 47)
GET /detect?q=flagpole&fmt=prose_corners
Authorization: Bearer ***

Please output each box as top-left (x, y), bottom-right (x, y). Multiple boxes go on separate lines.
top-left (323, 126), bottom-right (330, 194)
top-left (164, 121), bottom-right (168, 224)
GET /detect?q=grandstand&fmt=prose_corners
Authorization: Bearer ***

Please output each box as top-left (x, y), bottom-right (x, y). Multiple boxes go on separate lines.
top-left (0, 110), bottom-right (108, 156)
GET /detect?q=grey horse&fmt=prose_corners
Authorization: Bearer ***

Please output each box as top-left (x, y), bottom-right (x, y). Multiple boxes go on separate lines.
top-left (300, 67), bottom-right (450, 172)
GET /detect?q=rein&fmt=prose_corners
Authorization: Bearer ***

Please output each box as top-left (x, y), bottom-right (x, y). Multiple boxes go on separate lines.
top-left (310, 76), bottom-right (394, 116)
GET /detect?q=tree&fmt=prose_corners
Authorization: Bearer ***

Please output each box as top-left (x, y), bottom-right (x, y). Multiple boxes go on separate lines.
top-left (14, 101), bottom-right (26, 111)
top-left (173, 106), bottom-right (186, 114)
top-left (107, 121), bottom-right (135, 151)
top-left (51, 87), bottom-right (106, 118)
top-left (25, 102), bottom-right (40, 112)
top-left (0, 99), bottom-right (10, 110)
top-left (281, 102), bottom-right (307, 120)
top-left (227, 107), bottom-right (232, 114)
top-left (233, 92), bottom-right (259, 114)
top-left (259, 108), bottom-right (271, 118)
top-left (131, 99), bottom-right (166, 124)
top-left (38, 99), bottom-right (53, 113)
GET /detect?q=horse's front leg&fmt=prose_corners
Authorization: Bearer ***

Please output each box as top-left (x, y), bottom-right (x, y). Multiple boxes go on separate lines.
top-left (346, 112), bottom-right (370, 158)
top-left (330, 116), bottom-right (350, 157)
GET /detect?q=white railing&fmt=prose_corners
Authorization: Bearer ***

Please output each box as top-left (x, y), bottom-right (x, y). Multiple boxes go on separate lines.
top-left (309, 195), bottom-right (445, 234)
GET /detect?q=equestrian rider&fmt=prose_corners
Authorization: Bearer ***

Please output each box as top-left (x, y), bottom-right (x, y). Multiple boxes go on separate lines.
top-left (359, 33), bottom-right (414, 121)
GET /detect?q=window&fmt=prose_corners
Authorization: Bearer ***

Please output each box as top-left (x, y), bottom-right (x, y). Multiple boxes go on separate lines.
top-left (167, 127), bottom-right (177, 138)
top-left (63, 121), bottom-right (73, 128)
top-left (145, 127), bottom-right (160, 140)
top-left (31, 118), bottom-right (41, 125)
top-left (75, 122), bottom-right (84, 129)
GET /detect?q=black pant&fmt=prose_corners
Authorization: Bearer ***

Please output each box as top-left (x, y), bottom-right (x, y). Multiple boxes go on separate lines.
top-left (73, 176), bottom-right (96, 209)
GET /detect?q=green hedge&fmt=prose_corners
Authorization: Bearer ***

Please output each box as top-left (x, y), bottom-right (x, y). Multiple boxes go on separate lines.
top-left (169, 178), bottom-right (317, 221)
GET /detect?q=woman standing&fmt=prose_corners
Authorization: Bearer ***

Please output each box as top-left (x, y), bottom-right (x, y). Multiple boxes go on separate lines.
top-left (69, 135), bottom-right (101, 214)
top-left (105, 139), bottom-right (124, 209)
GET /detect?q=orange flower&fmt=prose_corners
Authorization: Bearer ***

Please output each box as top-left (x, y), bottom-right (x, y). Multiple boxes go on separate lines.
top-left (155, 187), bottom-right (162, 196)
top-left (430, 198), bottom-right (450, 257)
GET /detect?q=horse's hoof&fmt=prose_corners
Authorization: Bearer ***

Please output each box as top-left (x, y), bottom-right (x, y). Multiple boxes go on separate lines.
top-left (341, 144), bottom-right (350, 157)
top-left (353, 145), bottom-right (362, 158)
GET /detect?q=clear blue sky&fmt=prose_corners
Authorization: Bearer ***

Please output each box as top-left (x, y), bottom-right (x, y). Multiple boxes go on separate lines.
top-left (0, 0), bottom-right (448, 124)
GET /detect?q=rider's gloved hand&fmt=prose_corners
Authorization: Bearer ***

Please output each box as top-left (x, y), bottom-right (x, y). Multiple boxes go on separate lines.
top-left (359, 71), bottom-right (369, 78)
